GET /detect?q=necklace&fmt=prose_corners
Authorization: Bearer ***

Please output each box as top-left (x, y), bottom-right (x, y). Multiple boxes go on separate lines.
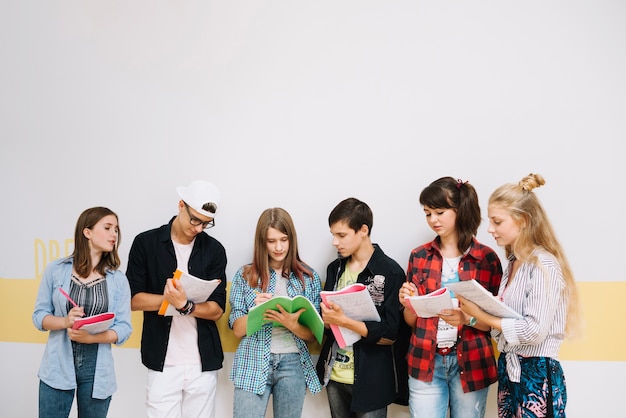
top-left (443, 256), bottom-right (460, 276)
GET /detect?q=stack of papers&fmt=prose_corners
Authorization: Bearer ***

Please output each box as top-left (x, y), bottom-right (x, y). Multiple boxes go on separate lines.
top-left (320, 283), bottom-right (380, 348)
top-left (446, 280), bottom-right (522, 319)
top-left (404, 287), bottom-right (453, 318)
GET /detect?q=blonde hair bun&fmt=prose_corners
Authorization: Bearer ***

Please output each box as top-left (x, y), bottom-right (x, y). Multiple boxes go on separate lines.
top-left (519, 173), bottom-right (545, 192)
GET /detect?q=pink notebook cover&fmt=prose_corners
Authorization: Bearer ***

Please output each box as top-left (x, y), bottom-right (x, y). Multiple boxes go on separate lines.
top-left (320, 284), bottom-right (378, 348)
top-left (72, 312), bottom-right (115, 330)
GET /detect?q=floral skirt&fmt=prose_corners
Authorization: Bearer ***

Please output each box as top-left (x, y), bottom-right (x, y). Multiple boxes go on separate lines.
top-left (497, 355), bottom-right (567, 418)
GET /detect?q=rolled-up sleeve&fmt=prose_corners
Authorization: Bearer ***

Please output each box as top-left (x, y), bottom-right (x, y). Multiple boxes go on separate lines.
top-left (110, 270), bottom-right (133, 345)
top-left (33, 259), bottom-right (66, 331)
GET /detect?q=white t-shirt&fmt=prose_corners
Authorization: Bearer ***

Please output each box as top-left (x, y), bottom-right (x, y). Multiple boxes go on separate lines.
top-left (270, 273), bottom-right (299, 354)
top-left (164, 239), bottom-right (201, 366)
top-left (436, 255), bottom-right (462, 347)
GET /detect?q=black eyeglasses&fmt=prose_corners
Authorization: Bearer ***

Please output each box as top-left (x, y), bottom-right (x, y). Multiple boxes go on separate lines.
top-left (184, 202), bottom-right (215, 229)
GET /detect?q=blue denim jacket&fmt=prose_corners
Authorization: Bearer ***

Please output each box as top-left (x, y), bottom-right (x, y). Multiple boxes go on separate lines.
top-left (32, 257), bottom-right (132, 399)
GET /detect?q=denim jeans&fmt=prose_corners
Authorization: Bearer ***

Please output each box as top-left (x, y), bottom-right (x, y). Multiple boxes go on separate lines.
top-left (39, 343), bottom-right (111, 418)
top-left (233, 353), bottom-right (306, 418)
top-left (326, 380), bottom-right (387, 418)
top-left (408, 350), bottom-right (489, 418)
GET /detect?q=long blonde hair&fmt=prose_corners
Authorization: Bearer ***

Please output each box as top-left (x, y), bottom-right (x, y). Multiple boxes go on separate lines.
top-left (489, 173), bottom-right (582, 338)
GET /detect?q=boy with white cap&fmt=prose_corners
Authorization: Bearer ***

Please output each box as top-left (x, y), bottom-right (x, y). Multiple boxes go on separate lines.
top-left (127, 180), bottom-right (227, 418)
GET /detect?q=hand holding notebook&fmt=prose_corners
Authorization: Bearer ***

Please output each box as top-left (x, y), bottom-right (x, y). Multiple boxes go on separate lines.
top-left (72, 312), bottom-right (116, 334)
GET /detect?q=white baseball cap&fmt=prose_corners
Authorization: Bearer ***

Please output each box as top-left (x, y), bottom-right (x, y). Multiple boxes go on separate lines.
top-left (176, 180), bottom-right (221, 218)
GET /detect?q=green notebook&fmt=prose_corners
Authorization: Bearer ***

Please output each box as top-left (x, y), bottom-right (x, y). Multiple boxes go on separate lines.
top-left (245, 295), bottom-right (324, 344)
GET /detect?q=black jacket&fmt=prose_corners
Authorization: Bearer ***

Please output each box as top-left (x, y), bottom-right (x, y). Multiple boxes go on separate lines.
top-left (126, 217), bottom-right (227, 372)
top-left (316, 244), bottom-right (409, 412)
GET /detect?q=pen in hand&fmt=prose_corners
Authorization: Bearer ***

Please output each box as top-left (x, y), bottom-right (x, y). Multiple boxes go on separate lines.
top-left (406, 279), bottom-right (414, 296)
top-left (59, 288), bottom-right (85, 322)
top-left (59, 288), bottom-right (78, 307)
top-left (59, 289), bottom-right (85, 331)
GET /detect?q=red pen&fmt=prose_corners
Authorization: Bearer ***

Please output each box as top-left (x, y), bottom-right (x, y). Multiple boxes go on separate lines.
top-left (59, 288), bottom-right (78, 308)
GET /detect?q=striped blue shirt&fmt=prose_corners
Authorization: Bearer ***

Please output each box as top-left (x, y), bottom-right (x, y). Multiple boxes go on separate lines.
top-left (491, 249), bottom-right (567, 382)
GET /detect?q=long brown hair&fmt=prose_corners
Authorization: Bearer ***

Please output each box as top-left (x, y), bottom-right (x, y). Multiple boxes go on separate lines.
top-left (243, 208), bottom-right (312, 291)
top-left (72, 207), bottom-right (121, 277)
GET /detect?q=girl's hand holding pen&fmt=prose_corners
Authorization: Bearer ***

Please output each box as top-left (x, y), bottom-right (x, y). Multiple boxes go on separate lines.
top-left (254, 292), bottom-right (273, 306)
top-left (59, 288), bottom-right (84, 328)
top-left (65, 306), bottom-right (85, 328)
top-left (399, 282), bottom-right (418, 308)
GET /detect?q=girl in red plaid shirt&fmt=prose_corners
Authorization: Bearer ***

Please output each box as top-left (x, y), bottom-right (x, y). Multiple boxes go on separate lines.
top-left (399, 177), bottom-right (503, 418)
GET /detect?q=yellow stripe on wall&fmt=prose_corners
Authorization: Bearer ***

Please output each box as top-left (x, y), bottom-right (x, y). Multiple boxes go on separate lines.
top-left (0, 278), bottom-right (619, 361)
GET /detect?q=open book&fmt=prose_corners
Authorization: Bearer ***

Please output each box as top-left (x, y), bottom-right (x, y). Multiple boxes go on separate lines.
top-left (72, 312), bottom-right (115, 334)
top-left (158, 270), bottom-right (221, 316)
top-left (246, 295), bottom-right (324, 344)
top-left (320, 283), bottom-right (380, 348)
top-left (404, 287), bottom-right (454, 318)
top-left (446, 279), bottom-right (522, 319)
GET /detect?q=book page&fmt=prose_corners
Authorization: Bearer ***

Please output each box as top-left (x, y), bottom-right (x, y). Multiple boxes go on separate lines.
top-left (320, 286), bottom-right (381, 322)
top-left (447, 280), bottom-right (522, 319)
top-left (245, 295), bottom-right (324, 344)
top-left (163, 271), bottom-right (221, 316)
top-left (404, 287), bottom-right (453, 318)
top-left (321, 285), bottom-right (380, 348)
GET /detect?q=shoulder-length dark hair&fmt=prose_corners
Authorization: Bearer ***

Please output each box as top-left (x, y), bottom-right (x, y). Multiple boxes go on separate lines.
top-left (243, 208), bottom-right (312, 291)
top-left (72, 207), bottom-right (121, 277)
top-left (419, 177), bottom-right (481, 254)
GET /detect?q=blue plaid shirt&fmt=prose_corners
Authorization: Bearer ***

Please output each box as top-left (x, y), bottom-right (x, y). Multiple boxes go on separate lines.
top-left (228, 266), bottom-right (322, 395)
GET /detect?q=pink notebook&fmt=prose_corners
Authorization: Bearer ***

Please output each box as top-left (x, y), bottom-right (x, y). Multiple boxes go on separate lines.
top-left (320, 284), bottom-right (380, 348)
top-left (72, 312), bottom-right (115, 334)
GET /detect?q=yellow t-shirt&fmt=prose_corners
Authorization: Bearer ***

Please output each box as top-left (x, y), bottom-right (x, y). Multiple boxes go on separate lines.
top-left (330, 265), bottom-right (359, 384)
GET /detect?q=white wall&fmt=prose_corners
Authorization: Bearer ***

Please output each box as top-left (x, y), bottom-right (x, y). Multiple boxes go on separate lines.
top-left (1, 1), bottom-right (625, 417)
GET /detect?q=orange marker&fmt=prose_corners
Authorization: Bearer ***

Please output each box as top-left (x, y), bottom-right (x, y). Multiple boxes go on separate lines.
top-left (158, 270), bottom-right (183, 315)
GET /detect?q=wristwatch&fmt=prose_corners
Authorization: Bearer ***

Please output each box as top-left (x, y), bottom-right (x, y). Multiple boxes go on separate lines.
top-left (468, 316), bottom-right (477, 327)
top-left (177, 301), bottom-right (195, 316)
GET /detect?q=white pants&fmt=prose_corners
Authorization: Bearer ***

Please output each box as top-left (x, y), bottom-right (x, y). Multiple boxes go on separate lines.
top-left (146, 365), bottom-right (218, 418)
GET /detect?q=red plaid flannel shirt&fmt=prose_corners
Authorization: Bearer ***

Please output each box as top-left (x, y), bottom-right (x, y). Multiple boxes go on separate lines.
top-left (405, 237), bottom-right (503, 392)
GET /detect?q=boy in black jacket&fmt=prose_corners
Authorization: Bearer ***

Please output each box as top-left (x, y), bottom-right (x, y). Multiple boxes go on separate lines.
top-left (316, 197), bottom-right (409, 417)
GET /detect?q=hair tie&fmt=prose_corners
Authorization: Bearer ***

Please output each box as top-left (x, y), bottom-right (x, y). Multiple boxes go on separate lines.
top-left (456, 179), bottom-right (468, 190)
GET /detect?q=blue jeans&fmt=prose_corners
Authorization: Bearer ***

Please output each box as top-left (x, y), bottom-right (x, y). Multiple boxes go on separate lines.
top-left (326, 380), bottom-right (387, 418)
top-left (39, 343), bottom-right (111, 418)
top-left (233, 353), bottom-right (306, 418)
top-left (408, 350), bottom-right (489, 418)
